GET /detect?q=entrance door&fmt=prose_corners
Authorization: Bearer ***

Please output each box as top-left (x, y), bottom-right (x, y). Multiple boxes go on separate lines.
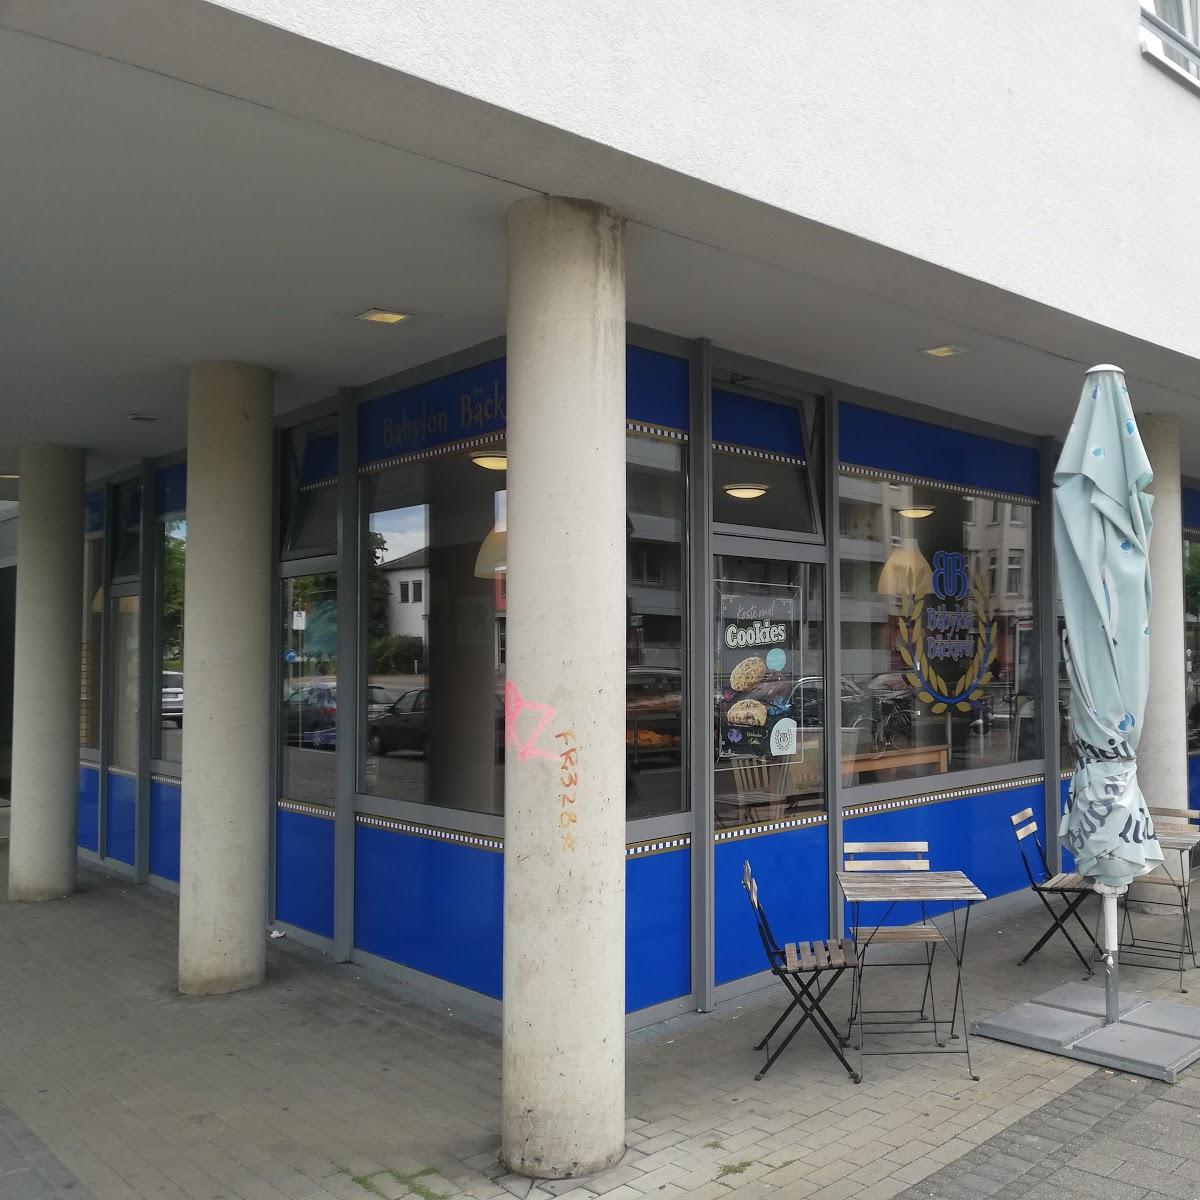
top-left (712, 548), bottom-right (830, 986)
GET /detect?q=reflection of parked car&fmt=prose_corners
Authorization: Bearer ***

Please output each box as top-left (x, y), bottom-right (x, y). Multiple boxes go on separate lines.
top-left (284, 682), bottom-right (397, 749)
top-left (161, 671), bottom-right (184, 727)
top-left (367, 688), bottom-right (505, 759)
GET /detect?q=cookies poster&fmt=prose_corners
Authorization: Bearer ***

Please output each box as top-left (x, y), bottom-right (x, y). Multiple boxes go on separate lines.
top-left (717, 591), bottom-right (801, 759)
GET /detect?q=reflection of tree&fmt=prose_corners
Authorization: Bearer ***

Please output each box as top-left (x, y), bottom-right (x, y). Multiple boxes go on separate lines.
top-left (161, 521), bottom-right (185, 670)
top-left (287, 574), bottom-right (338, 671)
top-left (1185, 544), bottom-right (1200, 619)
top-left (366, 530), bottom-right (391, 640)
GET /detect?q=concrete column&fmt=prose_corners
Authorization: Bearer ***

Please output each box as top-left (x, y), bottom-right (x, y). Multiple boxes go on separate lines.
top-left (1132, 414), bottom-right (1190, 902)
top-left (8, 445), bottom-right (84, 901)
top-left (502, 197), bottom-right (627, 1179)
top-left (178, 363), bottom-right (274, 995)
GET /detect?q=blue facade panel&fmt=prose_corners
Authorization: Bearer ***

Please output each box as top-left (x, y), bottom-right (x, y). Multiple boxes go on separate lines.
top-left (354, 823), bottom-right (503, 998)
top-left (713, 389), bottom-right (804, 456)
top-left (715, 823), bottom-right (828, 986)
top-left (843, 781), bottom-right (1042, 927)
top-left (153, 462), bottom-right (187, 516)
top-left (105, 771), bottom-right (136, 866)
top-left (1190, 755), bottom-right (1200, 811)
top-left (1183, 487), bottom-right (1200, 532)
top-left (839, 402), bottom-right (1039, 498)
top-left (626, 848), bottom-right (691, 1012)
top-left (275, 809), bottom-right (335, 940)
top-left (628, 346), bottom-right (689, 431)
top-left (77, 766), bottom-right (99, 852)
top-left (149, 779), bottom-right (181, 881)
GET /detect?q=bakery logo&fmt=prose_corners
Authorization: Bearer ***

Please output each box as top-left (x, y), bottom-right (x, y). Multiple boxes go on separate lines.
top-left (896, 550), bottom-right (997, 714)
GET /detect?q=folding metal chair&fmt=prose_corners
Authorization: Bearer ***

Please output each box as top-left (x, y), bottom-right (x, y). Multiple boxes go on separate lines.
top-left (741, 861), bottom-right (860, 1083)
top-left (1010, 807), bottom-right (1100, 973)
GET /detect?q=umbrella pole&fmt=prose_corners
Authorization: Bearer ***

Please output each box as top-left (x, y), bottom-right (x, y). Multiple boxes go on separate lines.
top-left (1096, 883), bottom-right (1126, 1024)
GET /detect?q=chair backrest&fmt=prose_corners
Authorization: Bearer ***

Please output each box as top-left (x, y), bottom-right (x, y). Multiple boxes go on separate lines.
top-left (732, 757), bottom-right (775, 796)
top-left (1010, 807), bottom-right (1050, 885)
top-left (842, 841), bottom-right (929, 872)
top-left (742, 860), bottom-right (783, 966)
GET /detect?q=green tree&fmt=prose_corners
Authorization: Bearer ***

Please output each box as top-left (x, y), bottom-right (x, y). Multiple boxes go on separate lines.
top-left (366, 530), bottom-right (393, 640)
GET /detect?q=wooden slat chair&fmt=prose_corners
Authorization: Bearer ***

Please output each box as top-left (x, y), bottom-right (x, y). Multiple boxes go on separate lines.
top-left (843, 842), bottom-right (946, 1050)
top-left (1010, 807), bottom-right (1100, 973)
top-left (730, 757), bottom-right (787, 824)
top-left (1118, 806), bottom-right (1200, 992)
top-left (741, 861), bottom-right (860, 1083)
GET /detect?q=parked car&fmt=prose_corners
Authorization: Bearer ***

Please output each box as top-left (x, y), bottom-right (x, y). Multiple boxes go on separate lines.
top-left (367, 688), bottom-right (505, 759)
top-left (161, 671), bottom-right (184, 727)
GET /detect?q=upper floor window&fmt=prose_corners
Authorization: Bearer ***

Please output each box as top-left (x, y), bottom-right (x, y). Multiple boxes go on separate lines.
top-left (1142, 2), bottom-right (1200, 84)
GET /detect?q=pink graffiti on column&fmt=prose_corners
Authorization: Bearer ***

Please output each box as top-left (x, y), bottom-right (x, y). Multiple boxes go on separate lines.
top-left (503, 679), bottom-right (559, 762)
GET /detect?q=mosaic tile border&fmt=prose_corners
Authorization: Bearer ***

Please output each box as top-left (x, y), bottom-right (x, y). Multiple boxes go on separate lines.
top-left (714, 441), bottom-right (805, 468)
top-left (844, 773), bottom-right (1045, 819)
top-left (358, 431), bottom-right (506, 476)
top-left (839, 461), bottom-right (1039, 506)
top-left (298, 478), bottom-right (337, 494)
top-left (626, 834), bottom-right (691, 858)
top-left (354, 810), bottom-right (503, 851)
top-left (107, 765), bottom-right (137, 779)
top-left (714, 809), bottom-right (828, 843)
top-left (627, 421), bottom-right (688, 442)
top-left (278, 799), bottom-right (335, 820)
top-left (78, 760), bottom-right (100, 772)
top-left (150, 772), bottom-right (181, 786)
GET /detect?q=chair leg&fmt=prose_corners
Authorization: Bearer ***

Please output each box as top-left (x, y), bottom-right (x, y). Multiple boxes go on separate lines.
top-left (1019, 888), bottom-right (1090, 970)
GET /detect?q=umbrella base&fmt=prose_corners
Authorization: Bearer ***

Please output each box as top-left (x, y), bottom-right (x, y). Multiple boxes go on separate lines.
top-left (973, 983), bottom-right (1200, 1083)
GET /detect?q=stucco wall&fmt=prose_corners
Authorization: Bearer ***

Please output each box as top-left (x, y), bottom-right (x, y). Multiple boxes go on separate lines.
top-left (217, 0), bottom-right (1200, 361)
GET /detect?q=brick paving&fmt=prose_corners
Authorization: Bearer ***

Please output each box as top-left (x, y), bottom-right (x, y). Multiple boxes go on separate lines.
top-left (1, 843), bottom-right (1199, 1200)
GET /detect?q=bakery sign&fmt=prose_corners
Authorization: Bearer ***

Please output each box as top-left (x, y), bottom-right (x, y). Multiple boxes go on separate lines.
top-left (717, 590), bottom-right (800, 759)
top-left (897, 550), bottom-right (998, 714)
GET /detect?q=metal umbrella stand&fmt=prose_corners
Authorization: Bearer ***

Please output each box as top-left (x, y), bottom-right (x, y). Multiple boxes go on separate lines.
top-left (975, 366), bottom-right (1200, 1082)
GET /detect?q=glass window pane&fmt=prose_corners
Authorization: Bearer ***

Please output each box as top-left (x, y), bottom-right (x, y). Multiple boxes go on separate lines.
top-left (280, 574), bottom-right (338, 805)
top-left (363, 451), bottom-right (503, 813)
top-left (281, 417), bottom-right (338, 555)
top-left (110, 596), bottom-right (140, 770)
top-left (838, 475), bottom-right (1041, 785)
top-left (111, 481), bottom-right (142, 580)
top-left (155, 516), bottom-right (186, 763)
top-left (627, 433), bottom-right (687, 819)
top-left (1186, 538), bottom-right (1200, 750)
top-left (80, 537), bottom-right (104, 749)
top-left (712, 388), bottom-right (817, 534)
top-left (714, 558), bottom-right (825, 827)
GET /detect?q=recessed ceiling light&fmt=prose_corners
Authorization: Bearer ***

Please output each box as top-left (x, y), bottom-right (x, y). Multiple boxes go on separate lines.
top-left (922, 344), bottom-right (968, 358)
top-left (355, 308), bottom-right (411, 325)
top-left (898, 505), bottom-right (935, 519)
top-left (724, 483), bottom-right (769, 500)
top-left (0, 474), bottom-right (17, 480)
top-left (470, 452), bottom-right (508, 471)
top-left (125, 413), bottom-right (157, 423)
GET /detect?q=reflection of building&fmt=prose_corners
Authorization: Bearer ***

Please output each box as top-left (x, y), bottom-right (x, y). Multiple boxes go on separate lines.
top-left (379, 547), bottom-right (428, 639)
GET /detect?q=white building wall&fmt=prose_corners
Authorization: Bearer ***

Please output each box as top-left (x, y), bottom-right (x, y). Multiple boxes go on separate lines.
top-left (386, 567), bottom-right (428, 640)
top-left (217, 0), bottom-right (1200, 361)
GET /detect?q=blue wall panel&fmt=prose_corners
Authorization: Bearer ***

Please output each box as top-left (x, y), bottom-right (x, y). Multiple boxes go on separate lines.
top-left (105, 771), bottom-right (136, 865)
top-left (77, 766), bottom-right (99, 852)
top-left (275, 809), bottom-right (335, 940)
top-left (843, 782), bottom-right (1042, 928)
top-left (1060, 777), bottom-right (1076, 873)
top-left (149, 779), bottom-right (181, 882)
top-left (1183, 487), bottom-right (1200, 532)
top-left (1190, 755), bottom-right (1200, 812)
top-left (354, 823), bottom-right (503, 998)
top-left (154, 462), bottom-right (187, 516)
top-left (840, 402), bottom-right (1039, 498)
top-left (715, 824), bottom-right (828, 985)
top-left (626, 849), bottom-right (691, 1012)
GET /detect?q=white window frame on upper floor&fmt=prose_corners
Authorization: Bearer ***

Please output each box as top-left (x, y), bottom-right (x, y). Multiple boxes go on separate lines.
top-left (1142, 1), bottom-right (1200, 95)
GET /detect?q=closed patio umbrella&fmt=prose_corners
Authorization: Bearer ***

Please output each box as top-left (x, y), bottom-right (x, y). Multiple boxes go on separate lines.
top-left (1054, 365), bottom-right (1163, 1018)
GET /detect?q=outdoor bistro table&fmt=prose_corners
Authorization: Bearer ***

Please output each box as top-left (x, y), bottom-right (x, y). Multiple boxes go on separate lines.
top-left (837, 868), bottom-right (986, 1080)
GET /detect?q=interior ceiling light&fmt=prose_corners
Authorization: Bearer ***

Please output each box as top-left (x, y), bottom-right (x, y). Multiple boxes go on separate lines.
top-left (922, 344), bottom-right (968, 358)
top-left (0, 474), bottom-right (17, 480)
top-left (355, 307), bottom-right (411, 325)
top-left (724, 483), bottom-right (769, 500)
top-left (898, 505), bottom-right (935, 519)
top-left (470, 451), bottom-right (508, 471)
top-left (125, 413), bottom-right (157, 423)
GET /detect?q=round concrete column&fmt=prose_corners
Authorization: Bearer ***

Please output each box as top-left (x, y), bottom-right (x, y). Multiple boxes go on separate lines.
top-left (1132, 413), bottom-right (1189, 901)
top-left (178, 363), bottom-right (274, 995)
top-left (8, 445), bottom-right (85, 902)
top-left (502, 197), bottom-right (627, 1179)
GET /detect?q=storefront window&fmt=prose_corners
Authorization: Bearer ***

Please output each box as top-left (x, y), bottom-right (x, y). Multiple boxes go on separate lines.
top-left (109, 596), bottom-right (140, 770)
top-left (281, 417), bottom-right (338, 556)
top-left (714, 557), bottom-right (825, 826)
top-left (361, 447), bottom-right (504, 814)
top-left (280, 573), bottom-right (338, 805)
top-left (712, 388), bottom-right (819, 536)
top-left (627, 433), bottom-right (687, 819)
top-left (1185, 536), bottom-right (1200, 751)
top-left (111, 480), bottom-right (142, 580)
top-left (155, 516), bottom-right (186, 763)
top-left (80, 536), bottom-right (104, 749)
top-left (838, 474), bottom-right (1041, 784)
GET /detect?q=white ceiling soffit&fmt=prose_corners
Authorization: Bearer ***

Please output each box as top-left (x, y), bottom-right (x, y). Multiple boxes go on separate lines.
top-left (1, 0), bottom-right (1199, 497)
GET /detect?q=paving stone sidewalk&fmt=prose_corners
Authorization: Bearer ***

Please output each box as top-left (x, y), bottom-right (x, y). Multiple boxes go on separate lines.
top-left (2, 844), bottom-right (1200, 1200)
